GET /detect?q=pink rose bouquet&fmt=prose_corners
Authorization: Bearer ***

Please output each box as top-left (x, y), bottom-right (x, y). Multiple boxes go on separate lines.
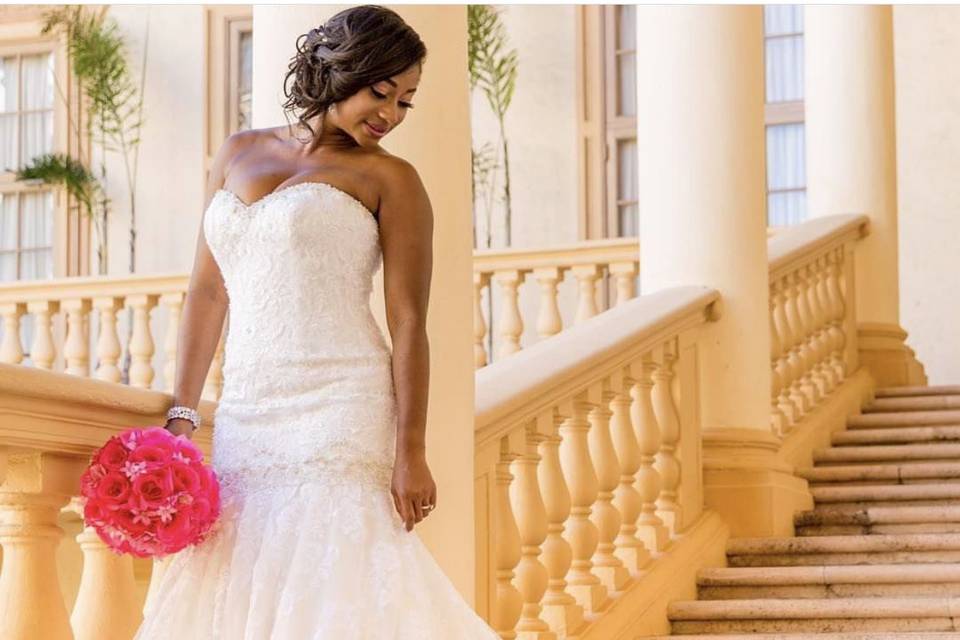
top-left (79, 426), bottom-right (221, 558)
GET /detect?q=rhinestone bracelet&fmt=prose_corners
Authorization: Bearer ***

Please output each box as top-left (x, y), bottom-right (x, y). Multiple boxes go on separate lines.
top-left (166, 405), bottom-right (201, 431)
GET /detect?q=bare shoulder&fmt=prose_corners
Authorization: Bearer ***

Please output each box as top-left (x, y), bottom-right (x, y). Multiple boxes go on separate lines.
top-left (208, 128), bottom-right (265, 185)
top-left (373, 153), bottom-right (431, 218)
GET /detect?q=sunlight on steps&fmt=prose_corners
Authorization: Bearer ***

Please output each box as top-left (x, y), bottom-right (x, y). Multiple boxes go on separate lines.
top-left (662, 385), bottom-right (960, 638)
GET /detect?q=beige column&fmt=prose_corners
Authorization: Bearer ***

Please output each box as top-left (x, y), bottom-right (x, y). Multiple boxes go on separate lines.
top-left (636, 6), bottom-right (810, 537)
top-left (252, 7), bottom-right (477, 599)
top-left (805, 6), bottom-right (926, 386)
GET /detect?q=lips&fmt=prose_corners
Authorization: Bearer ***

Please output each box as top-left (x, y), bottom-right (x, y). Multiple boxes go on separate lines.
top-left (365, 122), bottom-right (387, 136)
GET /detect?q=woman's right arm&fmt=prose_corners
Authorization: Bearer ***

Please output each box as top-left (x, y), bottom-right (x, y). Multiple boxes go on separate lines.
top-left (165, 134), bottom-right (244, 438)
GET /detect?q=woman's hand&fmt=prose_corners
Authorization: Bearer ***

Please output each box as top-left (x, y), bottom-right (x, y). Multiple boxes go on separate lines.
top-left (391, 448), bottom-right (436, 532)
top-left (164, 418), bottom-right (196, 440)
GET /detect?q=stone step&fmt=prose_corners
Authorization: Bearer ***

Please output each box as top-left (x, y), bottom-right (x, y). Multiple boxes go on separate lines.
top-left (727, 533), bottom-right (960, 567)
top-left (833, 426), bottom-right (960, 446)
top-left (847, 411), bottom-right (960, 429)
top-left (813, 443), bottom-right (960, 465)
top-left (697, 564), bottom-right (960, 600)
top-left (811, 483), bottom-right (960, 504)
top-left (798, 462), bottom-right (960, 484)
top-left (797, 523), bottom-right (960, 536)
top-left (864, 396), bottom-right (960, 413)
top-left (795, 505), bottom-right (960, 527)
top-left (668, 596), bottom-right (960, 634)
top-left (876, 385), bottom-right (960, 398)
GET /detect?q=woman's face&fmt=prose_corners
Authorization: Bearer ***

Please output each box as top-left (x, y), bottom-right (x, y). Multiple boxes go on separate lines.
top-left (329, 64), bottom-right (421, 148)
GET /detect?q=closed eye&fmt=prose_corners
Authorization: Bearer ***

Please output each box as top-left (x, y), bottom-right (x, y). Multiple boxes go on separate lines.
top-left (370, 87), bottom-right (414, 109)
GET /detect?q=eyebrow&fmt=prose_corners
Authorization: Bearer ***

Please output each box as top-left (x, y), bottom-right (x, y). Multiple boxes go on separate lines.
top-left (383, 77), bottom-right (417, 95)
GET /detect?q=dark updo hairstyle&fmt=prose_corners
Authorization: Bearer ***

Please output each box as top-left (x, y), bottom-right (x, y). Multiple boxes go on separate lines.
top-left (282, 5), bottom-right (427, 151)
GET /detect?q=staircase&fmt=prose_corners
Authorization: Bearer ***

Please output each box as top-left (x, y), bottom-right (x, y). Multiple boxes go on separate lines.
top-left (664, 385), bottom-right (960, 639)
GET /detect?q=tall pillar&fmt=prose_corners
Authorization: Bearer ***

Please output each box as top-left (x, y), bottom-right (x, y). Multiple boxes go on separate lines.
top-left (251, 6), bottom-right (477, 599)
top-left (805, 6), bottom-right (926, 387)
top-left (636, 6), bottom-right (810, 536)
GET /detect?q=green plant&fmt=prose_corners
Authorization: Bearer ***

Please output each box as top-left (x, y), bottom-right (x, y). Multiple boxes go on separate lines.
top-left (16, 153), bottom-right (109, 272)
top-left (41, 5), bottom-right (147, 275)
top-left (468, 5), bottom-right (519, 247)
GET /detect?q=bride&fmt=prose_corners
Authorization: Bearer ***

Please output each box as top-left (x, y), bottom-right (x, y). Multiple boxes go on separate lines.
top-left (135, 5), bottom-right (501, 639)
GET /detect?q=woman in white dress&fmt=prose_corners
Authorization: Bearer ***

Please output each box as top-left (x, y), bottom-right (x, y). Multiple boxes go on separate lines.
top-left (137, 5), bottom-right (501, 638)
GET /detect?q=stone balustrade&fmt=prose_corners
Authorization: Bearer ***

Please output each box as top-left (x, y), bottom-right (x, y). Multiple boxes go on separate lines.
top-left (0, 364), bottom-right (216, 640)
top-left (766, 214), bottom-right (869, 436)
top-left (0, 273), bottom-right (226, 399)
top-left (472, 238), bottom-right (641, 368)
top-left (475, 286), bottom-right (719, 638)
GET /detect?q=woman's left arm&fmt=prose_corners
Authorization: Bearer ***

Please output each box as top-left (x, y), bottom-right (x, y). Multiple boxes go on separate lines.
top-left (378, 157), bottom-right (436, 532)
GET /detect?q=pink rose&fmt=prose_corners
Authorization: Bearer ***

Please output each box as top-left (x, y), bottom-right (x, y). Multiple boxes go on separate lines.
top-left (83, 499), bottom-right (107, 525)
top-left (156, 508), bottom-right (193, 545)
top-left (129, 444), bottom-right (172, 469)
top-left (98, 439), bottom-right (129, 470)
top-left (170, 461), bottom-right (201, 493)
top-left (191, 496), bottom-right (212, 523)
top-left (114, 508), bottom-right (152, 536)
top-left (139, 427), bottom-right (173, 447)
top-left (95, 472), bottom-right (131, 505)
top-left (132, 468), bottom-right (175, 509)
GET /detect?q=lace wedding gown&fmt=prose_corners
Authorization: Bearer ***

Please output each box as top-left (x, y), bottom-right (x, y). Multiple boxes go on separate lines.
top-left (133, 181), bottom-right (500, 639)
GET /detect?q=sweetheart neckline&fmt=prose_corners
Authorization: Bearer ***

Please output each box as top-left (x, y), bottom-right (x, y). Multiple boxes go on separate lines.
top-left (214, 181), bottom-right (377, 220)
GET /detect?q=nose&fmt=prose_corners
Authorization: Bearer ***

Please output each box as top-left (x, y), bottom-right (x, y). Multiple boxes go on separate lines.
top-left (378, 102), bottom-right (400, 126)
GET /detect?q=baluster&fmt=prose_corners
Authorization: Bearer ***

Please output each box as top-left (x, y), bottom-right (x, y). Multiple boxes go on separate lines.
top-left (793, 271), bottom-right (823, 405)
top-left (66, 497), bottom-right (142, 639)
top-left (652, 342), bottom-right (682, 534)
top-left (818, 257), bottom-right (840, 390)
top-left (160, 292), bottom-right (185, 393)
top-left (609, 261), bottom-right (638, 307)
top-left (631, 354), bottom-right (669, 553)
top-left (509, 419), bottom-right (555, 639)
top-left (769, 293), bottom-right (788, 436)
top-left (0, 452), bottom-right (76, 640)
top-left (558, 394), bottom-right (607, 612)
top-left (772, 279), bottom-right (804, 421)
top-left (493, 436), bottom-right (523, 638)
top-left (26, 300), bottom-right (59, 370)
top-left (0, 302), bottom-right (25, 364)
top-left (804, 262), bottom-right (833, 396)
top-left (586, 380), bottom-right (629, 592)
top-left (826, 249), bottom-right (847, 382)
top-left (474, 272), bottom-right (489, 368)
top-left (609, 368), bottom-right (649, 571)
top-left (126, 294), bottom-right (158, 388)
top-left (782, 274), bottom-right (814, 413)
top-left (62, 298), bottom-right (92, 377)
top-left (494, 269), bottom-right (525, 359)
top-left (533, 267), bottom-right (563, 340)
top-left (538, 408), bottom-right (584, 636)
top-left (93, 296), bottom-right (124, 383)
top-left (570, 265), bottom-right (600, 325)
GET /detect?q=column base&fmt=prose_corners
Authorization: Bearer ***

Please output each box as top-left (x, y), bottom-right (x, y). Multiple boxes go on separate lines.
top-left (858, 321), bottom-right (928, 387)
top-left (702, 428), bottom-right (812, 538)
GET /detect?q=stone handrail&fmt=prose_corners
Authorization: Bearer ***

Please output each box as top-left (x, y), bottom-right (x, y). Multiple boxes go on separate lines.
top-left (472, 238), bottom-right (640, 368)
top-left (474, 286), bottom-right (720, 638)
top-left (0, 363), bottom-right (217, 640)
top-left (766, 214), bottom-right (870, 435)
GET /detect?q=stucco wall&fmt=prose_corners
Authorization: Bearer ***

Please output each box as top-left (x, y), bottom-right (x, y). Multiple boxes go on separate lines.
top-left (102, 5), bottom-right (206, 277)
top-left (471, 5), bottom-right (579, 250)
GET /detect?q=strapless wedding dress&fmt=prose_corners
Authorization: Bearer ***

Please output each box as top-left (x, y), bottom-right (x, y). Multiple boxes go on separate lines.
top-left (132, 181), bottom-right (499, 639)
